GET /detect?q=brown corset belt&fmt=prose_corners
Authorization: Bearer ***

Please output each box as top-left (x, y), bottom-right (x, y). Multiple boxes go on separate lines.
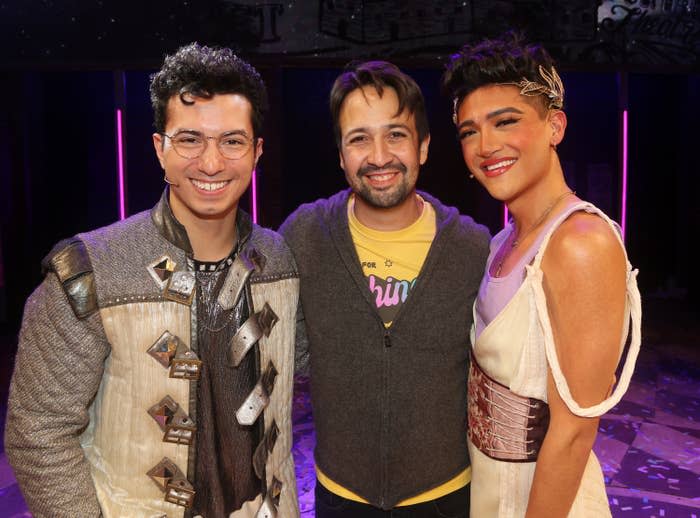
top-left (468, 352), bottom-right (550, 462)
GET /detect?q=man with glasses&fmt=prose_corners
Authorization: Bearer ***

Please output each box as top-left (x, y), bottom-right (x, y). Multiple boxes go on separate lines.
top-left (5, 43), bottom-right (300, 518)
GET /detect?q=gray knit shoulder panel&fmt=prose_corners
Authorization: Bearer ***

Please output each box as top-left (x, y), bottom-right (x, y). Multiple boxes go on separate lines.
top-left (248, 225), bottom-right (298, 283)
top-left (77, 209), bottom-right (189, 306)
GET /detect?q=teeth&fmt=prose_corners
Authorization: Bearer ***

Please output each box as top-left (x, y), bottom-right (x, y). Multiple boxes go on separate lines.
top-left (191, 179), bottom-right (229, 191)
top-left (485, 159), bottom-right (516, 171)
top-left (367, 173), bottom-right (395, 181)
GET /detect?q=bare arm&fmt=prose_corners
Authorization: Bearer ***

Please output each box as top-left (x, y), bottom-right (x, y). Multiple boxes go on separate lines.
top-left (5, 274), bottom-right (110, 517)
top-left (525, 213), bottom-right (627, 518)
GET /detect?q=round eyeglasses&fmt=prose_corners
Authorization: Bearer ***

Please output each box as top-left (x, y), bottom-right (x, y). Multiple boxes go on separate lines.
top-left (161, 131), bottom-right (254, 160)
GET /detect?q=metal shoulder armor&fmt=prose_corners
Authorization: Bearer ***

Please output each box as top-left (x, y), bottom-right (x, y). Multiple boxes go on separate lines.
top-left (41, 237), bottom-right (98, 319)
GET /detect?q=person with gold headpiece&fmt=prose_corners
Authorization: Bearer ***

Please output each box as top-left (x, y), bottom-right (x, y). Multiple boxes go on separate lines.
top-left (442, 33), bottom-right (642, 517)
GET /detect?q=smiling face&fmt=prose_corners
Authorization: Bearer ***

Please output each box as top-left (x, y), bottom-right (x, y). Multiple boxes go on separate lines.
top-left (153, 93), bottom-right (262, 229)
top-left (338, 86), bottom-right (429, 212)
top-left (456, 84), bottom-right (565, 204)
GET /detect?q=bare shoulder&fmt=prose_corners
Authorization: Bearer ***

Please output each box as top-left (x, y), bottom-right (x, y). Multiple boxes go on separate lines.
top-left (543, 210), bottom-right (626, 278)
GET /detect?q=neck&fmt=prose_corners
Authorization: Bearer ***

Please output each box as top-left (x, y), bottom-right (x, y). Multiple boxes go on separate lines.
top-left (506, 156), bottom-right (570, 230)
top-left (509, 184), bottom-right (574, 241)
top-left (352, 190), bottom-right (423, 231)
top-left (170, 201), bottom-right (238, 262)
top-left (188, 219), bottom-right (238, 262)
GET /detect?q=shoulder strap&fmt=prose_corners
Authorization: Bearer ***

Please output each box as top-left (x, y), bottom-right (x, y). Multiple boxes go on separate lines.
top-left (531, 202), bottom-right (625, 269)
top-left (526, 203), bottom-right (642, 417)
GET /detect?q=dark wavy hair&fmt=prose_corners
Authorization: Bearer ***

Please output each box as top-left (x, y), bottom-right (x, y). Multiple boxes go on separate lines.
top-left (329, 60), bottom-right (429, 147)
top-left (149, 42), bottom-right (268, 138)
top-left (442, 32), bottom-right (558, 115)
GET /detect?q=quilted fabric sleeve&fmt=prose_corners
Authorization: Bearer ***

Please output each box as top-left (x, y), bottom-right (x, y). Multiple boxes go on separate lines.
top-left (4, 272), bottom-right (110, 517)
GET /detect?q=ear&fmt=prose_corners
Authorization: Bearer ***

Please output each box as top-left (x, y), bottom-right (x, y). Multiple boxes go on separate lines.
top-left (339, 149), bottom-right (346, 172)
top-left (152, 133), bottom-right (165, 169)
top-left (549, 110), bottom-right (567, 147)
top-left (254, 137), bottom-right (264, 166)
top-left (419, 134), bottom-right (431, 166)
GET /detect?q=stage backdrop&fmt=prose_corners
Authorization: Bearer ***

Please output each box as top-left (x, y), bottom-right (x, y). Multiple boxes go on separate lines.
top-left (0, 1), bottom-right (698, 332)
top-left (0, 1), bottom-right (699, 69)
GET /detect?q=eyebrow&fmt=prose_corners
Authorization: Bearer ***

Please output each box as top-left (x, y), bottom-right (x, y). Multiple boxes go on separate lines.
top-left (344, 123), bottom-right (412, 138)
top-left (174, 128), bottom-right (251, 138)
top-left (457, 107), bottom-right (525, 130)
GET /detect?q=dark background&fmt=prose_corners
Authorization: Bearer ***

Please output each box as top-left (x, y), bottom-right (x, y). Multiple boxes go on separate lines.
top-left (0, 0), bottom-right (699, 337)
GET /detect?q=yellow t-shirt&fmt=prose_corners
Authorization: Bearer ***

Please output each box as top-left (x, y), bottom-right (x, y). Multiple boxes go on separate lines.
top-left (315, 195), bottom-right (470, 505)
top-left (348, 194), bottom-right (435, 327)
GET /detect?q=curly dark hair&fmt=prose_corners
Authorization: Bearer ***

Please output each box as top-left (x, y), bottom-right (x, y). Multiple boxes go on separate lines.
top-left (149, 42), bottom-right (268, 138)
top-left (329, 60), bottom-right (429, 147)
top-left (442, 32), bottom-right (558, 116)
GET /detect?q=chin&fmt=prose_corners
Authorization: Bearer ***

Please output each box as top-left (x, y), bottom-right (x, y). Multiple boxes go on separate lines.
top-left (190, 203), bottom-right (238, 221)
top-left (482, 185), bottom-right (511, 203)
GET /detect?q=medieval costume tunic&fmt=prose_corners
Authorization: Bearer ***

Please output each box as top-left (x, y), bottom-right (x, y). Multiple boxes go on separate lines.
top-left (468, 202), bottom-right (642, 517)
top-left (5, 191), bottom-right (300, 518)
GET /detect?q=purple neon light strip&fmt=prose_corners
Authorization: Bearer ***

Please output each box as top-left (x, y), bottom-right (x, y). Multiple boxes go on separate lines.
top-left (251, 169), bottom-right (258, 224)
top-left (503, 204), bottom-right (509, 228)
top-left (116, 108), bottom-right (126, 220)
top-left (621, 109), bottom-right (628, 241)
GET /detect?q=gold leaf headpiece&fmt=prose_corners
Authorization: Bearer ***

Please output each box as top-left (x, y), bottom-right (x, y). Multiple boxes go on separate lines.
top-left (503, 65), bottom-right (564, 110)
top-left (452, 65), bottom-right (564, 125)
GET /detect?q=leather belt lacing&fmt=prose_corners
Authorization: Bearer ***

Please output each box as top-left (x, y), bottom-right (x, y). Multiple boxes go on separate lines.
top-left (467, 352), bottom-right (550, 462)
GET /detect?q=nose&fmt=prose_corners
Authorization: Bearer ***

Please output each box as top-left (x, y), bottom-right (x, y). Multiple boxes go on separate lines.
top-left (477, 128), bottom-right (502, 157)
top-left (367, 137), bottom-right (392, 168)
top-left (198, 137), bottom-right (225, 175)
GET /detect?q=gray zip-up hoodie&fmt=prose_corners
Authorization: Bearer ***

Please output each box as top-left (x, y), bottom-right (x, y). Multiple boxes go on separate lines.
top-left (280, 189), bottom-right (490, 509)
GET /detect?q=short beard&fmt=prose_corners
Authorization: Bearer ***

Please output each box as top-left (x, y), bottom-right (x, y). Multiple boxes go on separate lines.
top-left (355, 181), bottom-right (411, 208)
top-left (351, 161), bottom-right (410, 208)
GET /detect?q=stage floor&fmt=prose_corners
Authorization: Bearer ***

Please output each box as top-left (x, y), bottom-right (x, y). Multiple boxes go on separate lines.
top-left (1, 297), bottom-right (698, 517)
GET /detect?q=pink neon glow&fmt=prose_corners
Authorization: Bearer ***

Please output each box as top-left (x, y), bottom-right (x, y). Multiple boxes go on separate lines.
top-left (503, 204), bottom-right (509, 228)
top-left (251, 168), bottom-right (258, 224)
top-left (116, 109), bottom-right (126, 220)
top-left (621, 110), bottom-right (628, 241)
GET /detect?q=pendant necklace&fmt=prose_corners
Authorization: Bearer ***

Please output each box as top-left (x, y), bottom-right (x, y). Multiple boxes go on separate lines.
top-left (493, 190), bottom-right (575, 277)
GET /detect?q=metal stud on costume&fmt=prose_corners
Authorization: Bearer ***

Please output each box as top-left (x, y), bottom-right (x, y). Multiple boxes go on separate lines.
top-left (147, 457), bottom-right (195, 508)
top-left (164, 270), bottom-right (196, 305)
top-left (147, 330), bottom-right (202, 380)
top-left (147, 395), bottom-right (196, 446)
top-left (147, 255), bottom-right (176, 290)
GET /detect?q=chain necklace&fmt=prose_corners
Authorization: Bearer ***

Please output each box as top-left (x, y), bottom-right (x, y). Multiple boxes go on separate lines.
top-left (493, 190), bottom-right (575, 277)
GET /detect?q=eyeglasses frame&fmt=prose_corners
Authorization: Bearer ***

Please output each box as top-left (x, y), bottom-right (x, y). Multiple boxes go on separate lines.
top-left (160, 130), bottom-right (257, 161)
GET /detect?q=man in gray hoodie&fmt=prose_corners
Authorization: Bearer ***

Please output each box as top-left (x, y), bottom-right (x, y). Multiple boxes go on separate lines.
top-left (280, 61), bottom-right (490, 518)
